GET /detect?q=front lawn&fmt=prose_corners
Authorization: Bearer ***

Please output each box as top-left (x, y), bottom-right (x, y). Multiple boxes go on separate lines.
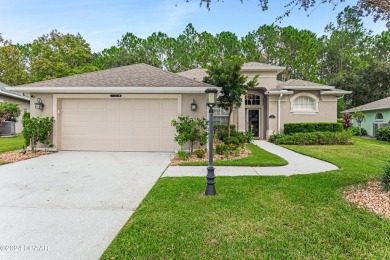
top-left (179, 143), bottom-right (287, 166)
top-left (102, 138), bottom-right (390, 259)
top-left (0, 135), bottom-right (24, 153)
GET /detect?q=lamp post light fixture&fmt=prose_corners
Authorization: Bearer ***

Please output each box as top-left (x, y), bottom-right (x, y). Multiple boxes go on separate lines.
top-left (35, 98), bottom-right (44, 110)
top-left (205, 88), bottom-right (218, 196)
top-left (191, 99), bottom-right (198, 111)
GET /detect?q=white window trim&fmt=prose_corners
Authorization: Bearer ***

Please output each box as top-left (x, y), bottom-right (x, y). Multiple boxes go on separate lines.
top-left (245, 92), bottom-right (263, 106)
top-left (375, 112), bottom-right (384, 122)
top-left (290, 92), bottom-right (319, 114)
top-left (213, 106), bottom-right (229, 125)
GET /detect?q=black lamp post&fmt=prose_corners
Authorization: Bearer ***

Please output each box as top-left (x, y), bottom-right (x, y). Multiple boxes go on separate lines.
top-left (205, 88), bottom-right (218, 196)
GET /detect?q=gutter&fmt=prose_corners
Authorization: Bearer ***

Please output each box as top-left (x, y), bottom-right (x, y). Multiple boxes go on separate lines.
top-left (0, 90), bottom-right (30, 101)
top-left (6, 86), bottom-right (222, 94)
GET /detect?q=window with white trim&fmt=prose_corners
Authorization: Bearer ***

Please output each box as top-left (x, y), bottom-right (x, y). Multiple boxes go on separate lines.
top-left (245, 93), bottom-right (262, 105)
top-left (213, 106), bottom-right (229, 125)
top-left (290, 93), bottom-right (319, 113)
top-left (376, 112), bottom-right (384, 121)
top-left (293, 96), bottom-right (316, 111)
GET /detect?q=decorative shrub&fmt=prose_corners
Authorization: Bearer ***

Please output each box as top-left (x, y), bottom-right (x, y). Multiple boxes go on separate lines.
top-left (216, 144), bottom-right (228, 155)
top-left (376, 126), bottom-right (390, 141)
top-left (214, 124), bottom-right (253, 144)
top-left (269, 131), bottom-right (352, 145)
top-left (171, 115), bottom-right (208, 154)
top-left (348, 126), bottom-right (367, 136)
top-left (223, 136), bottom-right (240, 148)
top-left (342, 113), bottom-right (353, 130)
top-left (177, 150), bottom-right (189, 160)
top-left (381, 161), bottom-right (390, 191)
top-left (214, 124), bottom-right (237, 141)
top-left (284, 122), bottom-right (343, 135)
top-left (195, 147), bottom-right (206, 158)
top-left (22, 115), bottom-right (55, 152)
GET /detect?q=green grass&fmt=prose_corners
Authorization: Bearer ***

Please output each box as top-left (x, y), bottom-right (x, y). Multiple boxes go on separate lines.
top-left (179, 143), bottom-right (287, 166)
top-left (0, 135), bottom-right (24, 153)
top-left (102, 138), bottom-right (390, 259)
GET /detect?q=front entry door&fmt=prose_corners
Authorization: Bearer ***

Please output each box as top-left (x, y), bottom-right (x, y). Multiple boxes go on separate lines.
top-left (248, 109), bottom-right (260, 138)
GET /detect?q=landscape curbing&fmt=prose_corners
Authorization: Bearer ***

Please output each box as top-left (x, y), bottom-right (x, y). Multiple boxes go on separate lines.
top-left (162, 140), bottom-right (339, 177)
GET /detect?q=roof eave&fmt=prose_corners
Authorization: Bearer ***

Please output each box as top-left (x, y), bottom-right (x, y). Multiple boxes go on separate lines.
top-left (320, 90), bottom-right (352, 95)
top-left (1, 90), bottom-right (30, 101)
top-left (343, 106), bottom-right (390, 113)
top-left (283, 86), bottom-right (334, 90)
top-left (7, 86), bottom-right (222, 94)
top-left (265, 90), bottom-right (294, 95)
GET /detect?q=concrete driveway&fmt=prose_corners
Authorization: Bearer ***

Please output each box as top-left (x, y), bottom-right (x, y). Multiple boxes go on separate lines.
top-left (0, 151), bottom-right (173, 260)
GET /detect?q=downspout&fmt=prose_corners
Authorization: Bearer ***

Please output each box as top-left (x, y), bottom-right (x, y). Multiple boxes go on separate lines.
top-left (277, 92), bottom-right (283, 133)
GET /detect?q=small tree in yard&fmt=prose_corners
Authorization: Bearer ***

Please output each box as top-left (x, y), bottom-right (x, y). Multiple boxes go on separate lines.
top-left (0, 101), bottom-right (21, 133)
top-left (22, 113), bottom-right (54, 152)
top-left (203, 56), bottom-right (258, 137)
top-left (171, 115), bottom-right (208, 154)
top-left (353, 110), bottom-right (366, 136)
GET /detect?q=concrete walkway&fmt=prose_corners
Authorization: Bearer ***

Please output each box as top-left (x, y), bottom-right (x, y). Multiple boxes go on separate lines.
top-left (162, 140), bottom-right (338, 177)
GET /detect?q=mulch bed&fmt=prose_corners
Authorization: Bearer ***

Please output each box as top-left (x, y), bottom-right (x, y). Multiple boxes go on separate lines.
top-left (0, 150), bottom-right (53, 165)
top-left (170, 145), bottom-right (251, 166)
top-left (345, 181), bottom-right (390, 218)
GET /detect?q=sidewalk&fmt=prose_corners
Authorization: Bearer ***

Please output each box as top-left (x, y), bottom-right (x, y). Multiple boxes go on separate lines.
top-left (162, 140), bottom-right (338, 177)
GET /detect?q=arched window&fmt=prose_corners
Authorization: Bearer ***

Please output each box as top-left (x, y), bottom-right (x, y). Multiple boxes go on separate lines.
top-left (290, 93), bottom-right (319, 113)
top-left (376, 112), bottom-right (384, 121)
top-left (245, 93), bottom-right (261, 106)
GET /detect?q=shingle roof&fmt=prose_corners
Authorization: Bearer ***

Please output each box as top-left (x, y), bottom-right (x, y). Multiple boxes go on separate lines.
top-left (344, 97), bottom-right (390, 112)
top-left (177, 62), bottom-right (285, 82)
top-left (177, 68), bottom-right (207, 82)
top-left (0, 82), bottom-right (30, 100)
top-left (279, 79), bottom-right (330, 88)
top-left (14, 64), bottom-right (213, 88)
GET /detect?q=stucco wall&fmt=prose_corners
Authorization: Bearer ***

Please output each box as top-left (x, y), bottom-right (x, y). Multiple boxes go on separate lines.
top-left (268, 90), bottom-right (338, 134)
top-left (30, 93), bottom-right (207, 150)
top-left (0, 94), bottom-right (30, 133)
top-left (355, 109), bottom-right (390, 136)
top-left (244, 71), bottom-right (278, 90)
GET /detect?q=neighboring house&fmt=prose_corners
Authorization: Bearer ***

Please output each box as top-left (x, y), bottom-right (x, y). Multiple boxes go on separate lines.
top-left (9, 64), bottom-right (219, 152)
top-left (0, 82), bottom-right (30, 133)
top-left (343, 97), bottom-right (390, 137)
top-left (178, 62), bottom-right (351, 139)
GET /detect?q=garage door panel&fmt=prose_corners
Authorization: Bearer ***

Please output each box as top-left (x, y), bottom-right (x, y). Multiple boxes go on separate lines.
top-left (61, 98), bottom-right (178, 151)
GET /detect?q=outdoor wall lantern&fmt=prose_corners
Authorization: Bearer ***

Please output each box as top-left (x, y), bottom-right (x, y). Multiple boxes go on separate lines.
top-left (205, 88), bottom-right (218, 196)
top-left (269, 114), bottom-right (276, 119)
top-left (191, 99), bottom-right (198, 111)
top-left (35, 98), bottom-right (44, 110)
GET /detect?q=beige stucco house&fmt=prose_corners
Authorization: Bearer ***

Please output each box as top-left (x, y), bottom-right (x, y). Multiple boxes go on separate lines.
top-left (178, 62), bottom-right (351, 139)
top-left (9, 64), bottom-right (219, 151)
top-left (8, 62), bottom-right (350, 152)
top-left (0, 82), bottom-right (30, 133)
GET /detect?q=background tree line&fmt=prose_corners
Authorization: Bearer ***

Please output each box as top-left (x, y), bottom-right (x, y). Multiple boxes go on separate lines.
top-left (0, 6), bottom-right (388, 109)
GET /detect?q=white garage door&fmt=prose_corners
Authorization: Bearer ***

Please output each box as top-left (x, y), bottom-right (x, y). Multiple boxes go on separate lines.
top-left (61, 98), bottom-right (178, 151)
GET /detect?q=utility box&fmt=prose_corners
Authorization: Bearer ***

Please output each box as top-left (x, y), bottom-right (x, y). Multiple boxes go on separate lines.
top-left (0, 121), bottom-right (16, 136)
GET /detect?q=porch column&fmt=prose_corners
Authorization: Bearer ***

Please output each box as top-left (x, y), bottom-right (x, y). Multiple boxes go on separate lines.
top-left (237, 94), bottom-right (246, 132)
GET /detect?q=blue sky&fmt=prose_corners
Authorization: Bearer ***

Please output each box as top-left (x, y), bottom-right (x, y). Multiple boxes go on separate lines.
top-left (0, 0), bottom-right (387, 52)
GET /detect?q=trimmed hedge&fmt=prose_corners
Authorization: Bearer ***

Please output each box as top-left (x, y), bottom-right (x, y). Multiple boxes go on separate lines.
top-left (376, 126), bottom-right (390, 141)
top-left (269, 131), bottom-right (352, 145)
top-left (284, 122), bottom-right (343, 135)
